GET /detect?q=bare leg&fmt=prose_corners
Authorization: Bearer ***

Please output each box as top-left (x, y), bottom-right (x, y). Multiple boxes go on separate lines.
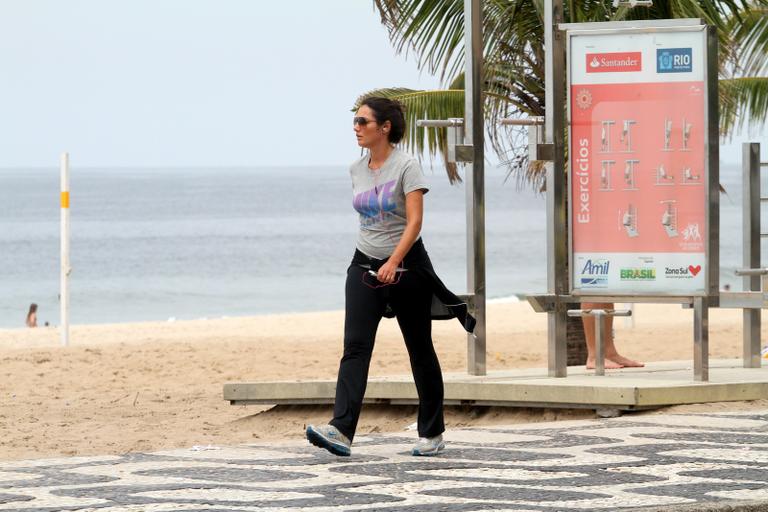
top-left (582, 302), bottom-right (644, 369)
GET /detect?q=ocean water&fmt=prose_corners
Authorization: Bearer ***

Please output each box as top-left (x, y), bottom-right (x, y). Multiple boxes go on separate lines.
top-left (0, 163), bottom-right (755, 328)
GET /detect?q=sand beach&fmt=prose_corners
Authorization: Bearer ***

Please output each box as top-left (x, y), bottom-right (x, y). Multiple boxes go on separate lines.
top-left (1, 301), bottom-right (766, 462)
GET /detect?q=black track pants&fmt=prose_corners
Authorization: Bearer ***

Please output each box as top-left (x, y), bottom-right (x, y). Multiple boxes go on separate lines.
top-left (329, 260), bottom-right (445, 441)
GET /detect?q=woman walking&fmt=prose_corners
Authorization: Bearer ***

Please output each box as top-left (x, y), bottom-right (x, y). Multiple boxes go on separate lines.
top-left (306, 97), bottom-right (475, 457)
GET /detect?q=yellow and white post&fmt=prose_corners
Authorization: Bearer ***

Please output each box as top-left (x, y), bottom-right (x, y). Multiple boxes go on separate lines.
top-left (60, 152), bottom-right (70, 347)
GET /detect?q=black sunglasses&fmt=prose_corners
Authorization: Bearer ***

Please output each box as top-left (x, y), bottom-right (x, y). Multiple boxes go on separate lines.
top-left (353, 116), bottom-right (378, 126)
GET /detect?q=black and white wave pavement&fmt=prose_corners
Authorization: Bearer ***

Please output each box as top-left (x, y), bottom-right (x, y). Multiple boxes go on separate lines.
top-left (2, 409), bottom-right (768, 511)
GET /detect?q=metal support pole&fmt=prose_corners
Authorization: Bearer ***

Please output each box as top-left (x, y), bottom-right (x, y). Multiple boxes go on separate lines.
top-left (568, 309), bottom-right (631, 376)
top-left (594, 310), bottom-right (605, 375)
top-left (545, 0), bottom-right (567, 377)
top-left (705, 26), bottom-right (720, 301)
top-left (60, 152), bottom-right (70, 347)
top-left (693, 296), bottom-right (709, 381)
top-left (464, 0), bottom-right (486, 375)
top-left (743, 142), bottom-right (761, 368)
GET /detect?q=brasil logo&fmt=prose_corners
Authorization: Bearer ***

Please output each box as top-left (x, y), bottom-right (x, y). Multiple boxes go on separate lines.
top-left (620, 268), bottom-right (656, 281)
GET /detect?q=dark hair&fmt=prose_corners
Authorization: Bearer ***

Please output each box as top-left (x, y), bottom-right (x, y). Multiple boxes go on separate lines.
top-left (28, 303), bottom-right (37, 314)
top-left (360, 97), bottom-right (406, 144)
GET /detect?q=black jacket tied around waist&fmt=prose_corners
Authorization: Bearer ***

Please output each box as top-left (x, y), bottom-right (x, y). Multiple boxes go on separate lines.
top-left (350, 238), bottom-right (477, 334)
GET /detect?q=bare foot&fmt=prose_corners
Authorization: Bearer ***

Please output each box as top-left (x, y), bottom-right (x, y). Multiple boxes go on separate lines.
top-left (608, 354), bottom-right (645, 367)
top-left (586, 358), bottom-right (623, 370)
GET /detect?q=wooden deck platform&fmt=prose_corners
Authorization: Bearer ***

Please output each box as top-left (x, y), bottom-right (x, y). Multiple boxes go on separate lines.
top-left (223, 359), bottom-right (768, 413)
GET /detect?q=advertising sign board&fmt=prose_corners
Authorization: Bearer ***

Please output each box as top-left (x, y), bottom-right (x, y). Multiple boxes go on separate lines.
top-left (568, 23), bottom-right (715, 296)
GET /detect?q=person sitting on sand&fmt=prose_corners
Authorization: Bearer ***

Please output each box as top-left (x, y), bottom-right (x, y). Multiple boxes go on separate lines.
top-left (305, 97), bottom-right (475, 458)
top-left (25, 303), bottom-right (38, 328)
top-left (582, 302), bottom-right (643, 369)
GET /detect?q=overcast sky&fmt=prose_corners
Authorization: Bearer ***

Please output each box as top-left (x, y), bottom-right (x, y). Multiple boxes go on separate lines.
top-left (0, 1), bottom-right (763, 167)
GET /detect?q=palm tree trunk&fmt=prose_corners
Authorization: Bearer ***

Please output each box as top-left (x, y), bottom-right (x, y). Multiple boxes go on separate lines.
top-left (566, 305), bottom-right (588, 366)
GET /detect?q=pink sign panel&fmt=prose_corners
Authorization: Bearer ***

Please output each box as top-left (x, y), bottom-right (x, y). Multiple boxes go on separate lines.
top-left (569, 28), bottom-right (709, 294)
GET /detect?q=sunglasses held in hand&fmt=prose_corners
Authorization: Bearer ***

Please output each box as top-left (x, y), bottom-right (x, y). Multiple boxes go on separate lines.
top-left (362, 271), bottom-right (403, 288)
top-left (359, 265), bottom-right (408, 289)
top-left (367, 269), bottom-right (407, 277)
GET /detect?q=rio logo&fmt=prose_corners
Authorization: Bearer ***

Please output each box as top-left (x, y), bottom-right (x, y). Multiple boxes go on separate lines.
top-left (657, 48), bottom-right (693, 73)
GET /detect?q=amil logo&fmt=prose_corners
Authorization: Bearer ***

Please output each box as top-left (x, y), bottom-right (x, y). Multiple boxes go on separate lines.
top-left (586, 52), bottom-right (642, 73)
top-left (581, 259), bottom-right (610, 275)
top-left (580, 259), bottom-right (610, 287)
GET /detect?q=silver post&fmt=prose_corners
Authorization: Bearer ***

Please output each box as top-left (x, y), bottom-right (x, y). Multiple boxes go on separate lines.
top-left (545, 0), bottom-right (567, 377)
top-left (464, 0), bottom-right (486, 376)
top-left (705, 26), bottom-right (720, 300)
top-left (594, 310), bottom-right (605, 376)
top-left (743, 142), bottom-right (761, 368)
top-left (693, 296), bottom-right (709, 381)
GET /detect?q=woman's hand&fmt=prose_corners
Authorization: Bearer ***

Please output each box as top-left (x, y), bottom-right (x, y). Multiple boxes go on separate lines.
top-left (377, 259), bottom-right (401, 284)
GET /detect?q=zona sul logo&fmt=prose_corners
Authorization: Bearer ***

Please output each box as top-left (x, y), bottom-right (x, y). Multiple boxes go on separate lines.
top-left (665, 265), bottom-right (702, 278)
top-left (586, 52), bottom-right (642, 73)
top-left (579, 258), bottom-right (609, 287)
top-left (620, 268), bottom-right (656, 281)
top-left (657, 48), bottom-right (692, 73)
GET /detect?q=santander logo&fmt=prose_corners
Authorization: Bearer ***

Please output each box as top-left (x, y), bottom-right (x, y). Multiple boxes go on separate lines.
top-left (586, 52), bottom-right (642, 73)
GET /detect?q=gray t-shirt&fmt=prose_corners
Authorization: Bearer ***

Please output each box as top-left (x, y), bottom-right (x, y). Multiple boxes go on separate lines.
top-left (350, 148), bottom-right (429, 259)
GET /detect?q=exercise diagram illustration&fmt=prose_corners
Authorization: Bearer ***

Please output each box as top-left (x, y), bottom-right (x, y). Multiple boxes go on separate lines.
top-left (594, 116), bottom-right (703, 243)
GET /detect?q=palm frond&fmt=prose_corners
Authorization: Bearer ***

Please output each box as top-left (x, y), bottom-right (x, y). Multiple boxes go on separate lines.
top-left (719, 76), bottom-right (768, 134)
top-left (368, 0), bottom-right (768, 188)
top-left (728, 6), bottom-right (768, 76)
top-left (373, 0), bottom-right (467, 82)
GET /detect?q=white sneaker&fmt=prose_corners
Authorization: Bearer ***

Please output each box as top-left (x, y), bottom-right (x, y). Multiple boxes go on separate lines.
top-left (411, 434), bottom-right (445, 456)
top-left (306, 424), bottom-right (351, 457)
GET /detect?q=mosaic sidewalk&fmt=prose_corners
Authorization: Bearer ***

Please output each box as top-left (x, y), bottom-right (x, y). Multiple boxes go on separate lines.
top-left (3, 409), bottom-right (768, 511)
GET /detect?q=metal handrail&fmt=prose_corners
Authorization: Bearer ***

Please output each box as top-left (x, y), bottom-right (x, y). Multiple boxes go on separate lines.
top-left (415, 119), bottom-right (463, 128)
top-left (567, 309), bottom-right (633, 317)
top-left (418, 117), bottom-right (546, 128)
top-left (734, 268), bottom-right (768, 276)
top-left (567, 308), bottom-right (631, 376)
top-left (499, 117), bottom-right (544, 126)
top-left (613, 0), bottom-right (653, 6)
